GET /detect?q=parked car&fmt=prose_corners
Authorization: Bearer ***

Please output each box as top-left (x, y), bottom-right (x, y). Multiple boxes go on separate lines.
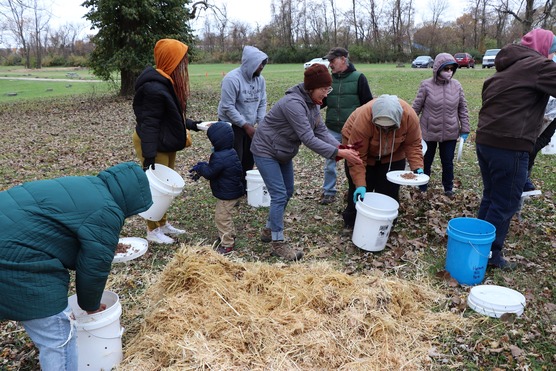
top-left (303, 57), bottom-right (330, 69)
top-left (454, 52), bottom-right (475, 68)
top-left (482, 49), bottom-right (501, 69)
top-left (411, 56), bottom-right (434, 68)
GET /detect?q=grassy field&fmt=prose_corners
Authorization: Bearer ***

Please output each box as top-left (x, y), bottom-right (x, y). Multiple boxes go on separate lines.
top-left (1, 63), bottom-right (555, 369)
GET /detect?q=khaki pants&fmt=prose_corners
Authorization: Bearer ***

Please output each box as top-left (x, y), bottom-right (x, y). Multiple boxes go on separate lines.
top-left (133, 130), bottom-right (177, 231)
top-left (215, 198), bottom-right (240, 247)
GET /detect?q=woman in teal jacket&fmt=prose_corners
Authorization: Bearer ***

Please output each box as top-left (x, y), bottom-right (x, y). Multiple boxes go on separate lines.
top-left (0, 162), bottom-right (152, 371)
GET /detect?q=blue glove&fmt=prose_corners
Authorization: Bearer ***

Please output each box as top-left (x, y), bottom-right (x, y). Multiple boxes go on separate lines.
top-left (188, 162), bottom-right (208, 181)
top-left (414, 168), bottom-right (424, 174)
top-left (460, 133), bottom-right (469, 142)
top-left (353, 186), bottom-right (366, 203)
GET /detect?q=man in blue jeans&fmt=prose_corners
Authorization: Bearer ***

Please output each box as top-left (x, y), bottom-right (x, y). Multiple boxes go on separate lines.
top-left (476, 28), bottom-right (556, 269)
top-left (319, 47), bottom-right (372, 205)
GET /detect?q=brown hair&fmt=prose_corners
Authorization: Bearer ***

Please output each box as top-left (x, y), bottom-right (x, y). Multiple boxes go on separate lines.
top-left (171, 55), bottom-right (190, 115)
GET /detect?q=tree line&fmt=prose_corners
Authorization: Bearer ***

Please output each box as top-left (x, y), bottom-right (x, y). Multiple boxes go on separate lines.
top-left (1, 0), bottom-right (554, 96)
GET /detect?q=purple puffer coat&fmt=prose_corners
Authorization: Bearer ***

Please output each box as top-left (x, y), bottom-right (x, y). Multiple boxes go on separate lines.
top-left (412, 53), bottom-right (470, 142)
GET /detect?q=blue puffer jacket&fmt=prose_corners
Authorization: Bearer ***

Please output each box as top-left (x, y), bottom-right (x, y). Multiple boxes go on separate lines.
top-left (196, 122), bottom-right (244, 200)
top-left (0, 162), bottom-right (152, 321)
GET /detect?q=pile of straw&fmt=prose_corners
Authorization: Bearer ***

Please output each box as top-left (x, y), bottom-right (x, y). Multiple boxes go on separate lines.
top-left (119, 247), bottom-right (467, 370)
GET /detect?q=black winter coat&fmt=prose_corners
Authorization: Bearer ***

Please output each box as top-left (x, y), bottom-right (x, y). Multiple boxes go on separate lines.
top-left (196, 122), bottom-right (244, 200)
top-left (133, 67), bottom-right (187, 158)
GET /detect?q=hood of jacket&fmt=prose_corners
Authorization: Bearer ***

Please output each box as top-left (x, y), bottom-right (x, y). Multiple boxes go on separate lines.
top-left (240, 46), bottom-right (268, 80)
top-left (433, 53), bottom-right (458, 83)
top-left (97, 162), bottom-right (153, 217)
top-left (207, 121), bottom-right (235, 151)
top-left (495, 43), bottom-right (547, 72)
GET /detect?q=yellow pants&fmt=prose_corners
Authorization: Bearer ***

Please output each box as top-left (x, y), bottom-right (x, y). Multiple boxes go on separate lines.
top-left (133, 130), bottom-right (177, 231)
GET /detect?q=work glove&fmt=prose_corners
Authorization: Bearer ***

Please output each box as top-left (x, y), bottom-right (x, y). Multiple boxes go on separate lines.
top-left (414, 168), bottom-right (424, 175)
top-left (142, 157), bottom-right (155, 171)
top-left (460, 133), bottom-right (469, 142)
top-left (186, 119), bottom-right (202, 132)
top-left (353, 186), bottom-right (366, 203)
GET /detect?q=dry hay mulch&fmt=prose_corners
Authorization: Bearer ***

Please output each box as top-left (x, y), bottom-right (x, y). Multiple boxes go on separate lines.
top-left (118, 246), bottom-right (470, 370)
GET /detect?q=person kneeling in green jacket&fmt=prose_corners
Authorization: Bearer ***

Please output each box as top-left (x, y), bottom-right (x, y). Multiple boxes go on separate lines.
top-left (0, 162), bottom-right (152, 371)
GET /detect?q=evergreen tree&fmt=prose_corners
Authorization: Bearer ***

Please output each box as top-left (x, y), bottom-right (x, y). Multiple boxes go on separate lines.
top-left (83, 0), bottom-right (195, 96)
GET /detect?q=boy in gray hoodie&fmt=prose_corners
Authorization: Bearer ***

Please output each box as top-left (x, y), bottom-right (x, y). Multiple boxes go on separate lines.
top-left (218, 45), bottom-right (268, 191)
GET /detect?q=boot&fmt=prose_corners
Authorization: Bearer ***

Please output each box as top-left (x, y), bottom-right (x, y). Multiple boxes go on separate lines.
top-left (523, 169), bottom-right (535, 192)
top-left (488, 250), bottom-right (517, 270)
top-left (271, 241), bottom-right (303, 261)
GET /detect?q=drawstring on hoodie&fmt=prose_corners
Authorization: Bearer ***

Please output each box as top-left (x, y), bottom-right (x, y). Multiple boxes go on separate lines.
top-left (377, 127), bottom-right (397, 172)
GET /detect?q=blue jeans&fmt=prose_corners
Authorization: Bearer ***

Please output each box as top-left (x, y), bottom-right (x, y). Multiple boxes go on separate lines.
top-left (476, 143), bottom-right (528, 254)
top-left (322, 129), bottom-right (342, 196)
top-left (419, 140), bottom-right (457, 192)
top-left (254, 155), bottom-right (294, 241)
top-left (21, 305), bottom-right (77, 371)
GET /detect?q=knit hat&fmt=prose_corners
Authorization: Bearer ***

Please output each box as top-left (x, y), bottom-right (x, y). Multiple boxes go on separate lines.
top-left (323, 47), bottom-right (349, 61)
top-left (372, 94), bottom-right (403, 129)
top-left (304, 64), bottom-right (332, 90)
top-left (154, 39), bottom-right (188, 76)
top-left (520, 29), bottom-right (556, 57)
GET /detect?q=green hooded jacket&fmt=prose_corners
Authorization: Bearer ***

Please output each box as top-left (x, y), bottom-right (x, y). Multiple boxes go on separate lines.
top-left (0, 162), bottom-right (152, 321)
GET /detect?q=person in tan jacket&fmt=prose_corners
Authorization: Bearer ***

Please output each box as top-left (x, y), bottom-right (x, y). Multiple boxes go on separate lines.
top-left (342, 94), bottom-right (424, 227)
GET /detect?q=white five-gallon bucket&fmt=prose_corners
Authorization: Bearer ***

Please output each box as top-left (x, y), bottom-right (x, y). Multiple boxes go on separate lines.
top-left (68, 291), bottom-right (123, 371)
top-left (246, 170), bottom-right (270, 207)
top-left (352, 192), bottom-right (399, 252)
top-left (139, 164), bottom-right (185, 221)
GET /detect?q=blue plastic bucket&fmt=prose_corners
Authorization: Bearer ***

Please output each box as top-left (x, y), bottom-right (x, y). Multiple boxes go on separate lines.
top-left (445, 217), bottom-right (496, 285)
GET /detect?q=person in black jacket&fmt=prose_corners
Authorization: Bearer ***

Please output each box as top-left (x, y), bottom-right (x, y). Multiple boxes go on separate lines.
top-left (133, 38), bottom-right (201, 244)
top-left (189, 122), bottom-right (244, 255)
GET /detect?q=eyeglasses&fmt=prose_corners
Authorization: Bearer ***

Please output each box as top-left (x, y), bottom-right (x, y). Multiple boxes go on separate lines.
top-left (443, 66), bottom-right (455, 71)
top-left (321, 86), bottom-right (333, 94)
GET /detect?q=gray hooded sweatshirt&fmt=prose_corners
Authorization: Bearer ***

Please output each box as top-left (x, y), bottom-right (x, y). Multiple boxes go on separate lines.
top-left (217, 46), bottom-right (268, 127)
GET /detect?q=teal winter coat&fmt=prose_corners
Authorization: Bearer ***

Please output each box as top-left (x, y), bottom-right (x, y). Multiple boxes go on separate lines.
top-left (0, 162), bottom-right (152, 321)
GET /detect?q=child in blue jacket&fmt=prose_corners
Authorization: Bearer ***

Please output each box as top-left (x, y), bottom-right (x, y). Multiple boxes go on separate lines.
top-left (190, 122), bottom-right (244, 254)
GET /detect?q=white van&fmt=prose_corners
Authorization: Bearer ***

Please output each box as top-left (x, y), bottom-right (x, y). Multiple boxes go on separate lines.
top-left (482, 49), bottom-right (501, 69)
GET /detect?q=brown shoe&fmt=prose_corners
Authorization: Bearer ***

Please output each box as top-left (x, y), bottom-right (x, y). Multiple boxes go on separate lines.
top-left (271, 241), bottom-right (303, 261)
top-left (260, 227), bottom-right (272, 243)
top-left (319, 194), bottom-right (336, 205)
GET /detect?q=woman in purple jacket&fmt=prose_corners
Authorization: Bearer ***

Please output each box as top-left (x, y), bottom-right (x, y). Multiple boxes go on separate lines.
top-left (412, 53), bottom-right (470, 197)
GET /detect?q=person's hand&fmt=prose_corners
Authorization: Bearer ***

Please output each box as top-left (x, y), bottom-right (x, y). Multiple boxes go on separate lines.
top-left (143, 157), bottom-right (155, 171)
top-left (414, 168), bottom-right (424, 174)
top-left (86, 303), bottom-right (107, 315)
top-left (460, 133), bottom-right (469, 142)
top-left (337, 148), bottom-right (363, 165)
top-left (353, 186), bottom-right (366, 203)
top-left (243, 124), bottom-right (256, 138)
top-left (189, 162), bottom-right (208, 181)
top-left (188, 120), bottom-right (202, 132)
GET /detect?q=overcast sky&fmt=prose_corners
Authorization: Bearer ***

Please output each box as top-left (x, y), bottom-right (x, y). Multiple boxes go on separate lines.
top-left (51, 0), bottom-right (467, 32)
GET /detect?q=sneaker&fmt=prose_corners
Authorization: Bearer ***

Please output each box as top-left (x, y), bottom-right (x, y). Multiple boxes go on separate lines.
top-left (147, 227), bottom-right (175, 244)
top-left (271, 241), bottom-right (303, 261)
top-left (444, 190), bottom-right (454, 198)
top-left (260, 227), bottom-right (272, 243)
top-left (216, 245), bottom-right (234, 255)
top-left (159, 223), bottom-right (185, 235)
top-left (319, 194), bottom-right (336, 205)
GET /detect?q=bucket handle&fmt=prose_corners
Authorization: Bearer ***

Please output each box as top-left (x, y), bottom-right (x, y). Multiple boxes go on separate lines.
top-left (81, 326), bottom-right (124, 340)
top-left (469, 241), bottom-right (492, 259)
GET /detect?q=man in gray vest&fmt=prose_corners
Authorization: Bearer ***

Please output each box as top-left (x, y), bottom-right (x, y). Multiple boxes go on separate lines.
top-left (320, 47), bottom-right (373, 208)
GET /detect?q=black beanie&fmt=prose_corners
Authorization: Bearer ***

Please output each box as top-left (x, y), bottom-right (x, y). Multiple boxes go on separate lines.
top-left (304, 64), bottom-right (332, 91)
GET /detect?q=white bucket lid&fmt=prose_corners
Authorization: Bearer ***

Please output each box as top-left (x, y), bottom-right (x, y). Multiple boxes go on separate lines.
top-left (467, 285), bottom-right (526, 318)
